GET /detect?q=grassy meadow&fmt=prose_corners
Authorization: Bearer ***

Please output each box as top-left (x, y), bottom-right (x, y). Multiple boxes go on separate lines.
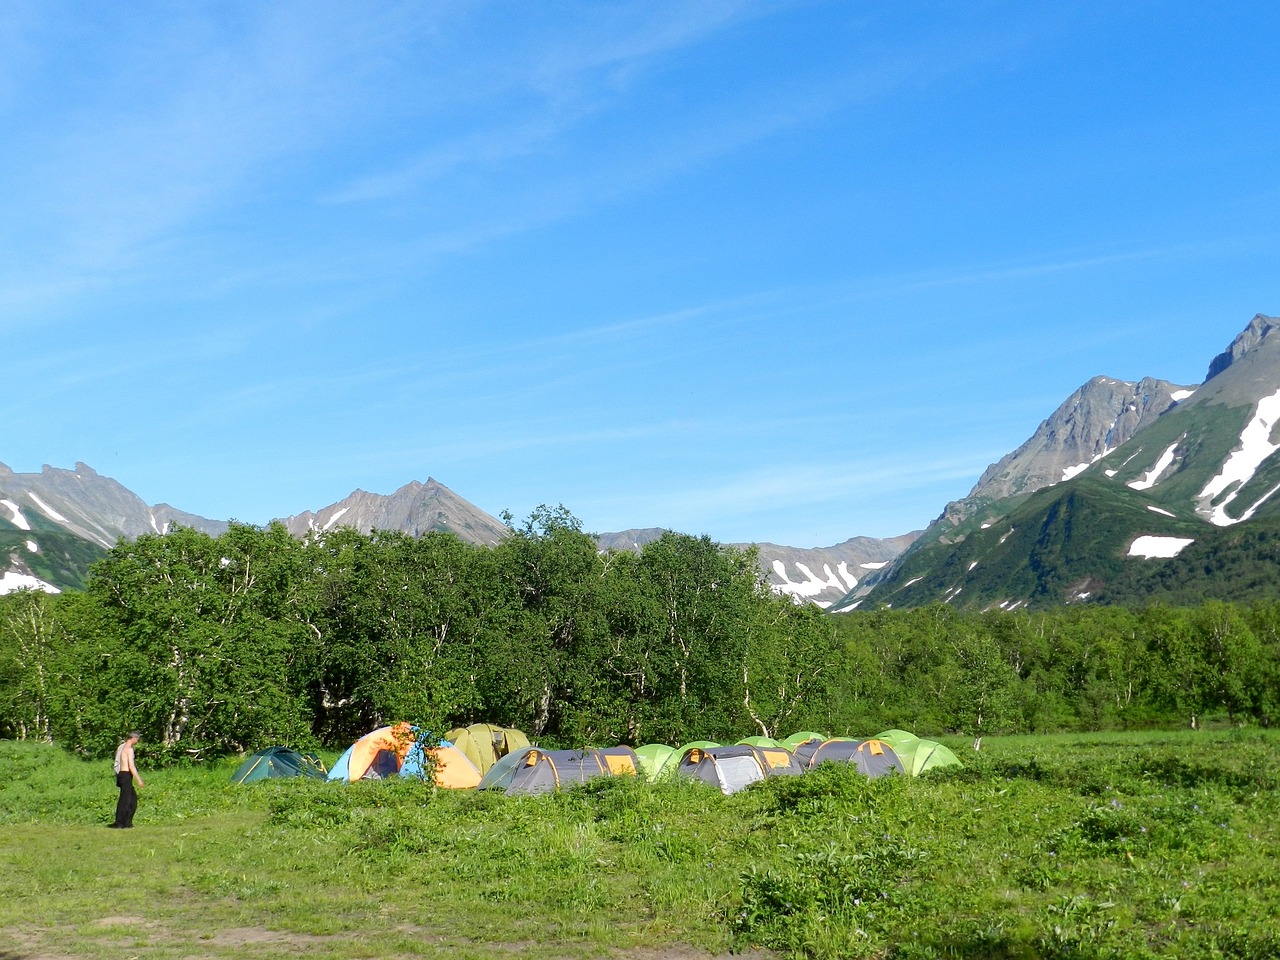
top-left (2, 730), bottom-right (1278, 959)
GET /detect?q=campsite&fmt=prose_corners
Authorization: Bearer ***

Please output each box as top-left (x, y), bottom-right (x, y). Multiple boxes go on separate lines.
top-left (4, 523), bottom-right (1280, 957)
top-left (3, 728), bottom-right (1280, 959)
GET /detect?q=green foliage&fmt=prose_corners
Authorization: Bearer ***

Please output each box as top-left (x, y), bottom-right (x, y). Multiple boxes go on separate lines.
top-left (71, 522), bottom-right (321, 759)
top-left (827, 603), bottom-right (1280, 736)
top-left (1100, 519), bottom-right (1280, 607)
top-left (4, 508), bottom-right (841, 761)
top-left (6, 503), bottom-right (1280, 769)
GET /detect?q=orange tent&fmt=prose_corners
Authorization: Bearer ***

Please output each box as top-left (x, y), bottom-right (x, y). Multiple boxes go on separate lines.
top-left (329, 723), bottom-right (482, 789)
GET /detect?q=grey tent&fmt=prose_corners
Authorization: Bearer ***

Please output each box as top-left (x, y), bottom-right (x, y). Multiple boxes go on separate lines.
top-left (675, 744), bottom-right (803, 795)
top-left (478, 746), bottom-right (638, 795)
top-left (792, 738), bottom-right (904, 778)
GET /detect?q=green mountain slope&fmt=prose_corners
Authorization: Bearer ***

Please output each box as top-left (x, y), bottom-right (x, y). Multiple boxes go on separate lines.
top-left (855, 477), bottom-right (1205, 610)
top-left (1099, 520), bottom-right (1280, 606)
top-left (0, 530), bottom-right (107, 593)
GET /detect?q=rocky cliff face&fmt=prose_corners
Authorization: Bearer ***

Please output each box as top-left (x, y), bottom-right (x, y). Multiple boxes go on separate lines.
top-left (969, 376), bottom-right (1192, 503)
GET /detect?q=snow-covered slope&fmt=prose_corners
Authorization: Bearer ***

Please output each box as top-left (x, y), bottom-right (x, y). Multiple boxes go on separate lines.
top-left (753, 534), bottom-right (920, 608)
top-left (0, 462), bottom-right (226, 547)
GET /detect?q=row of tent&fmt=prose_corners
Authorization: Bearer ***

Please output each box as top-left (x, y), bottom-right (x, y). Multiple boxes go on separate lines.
top-left (230, 722), bottom-right (962, 796)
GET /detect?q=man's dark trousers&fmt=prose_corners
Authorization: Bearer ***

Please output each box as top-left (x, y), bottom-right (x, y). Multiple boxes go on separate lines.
top-left (113, 771), bottom-right (137, 827)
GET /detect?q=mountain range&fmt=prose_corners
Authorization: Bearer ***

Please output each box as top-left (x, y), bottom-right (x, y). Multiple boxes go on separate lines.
top-left (4, 312), bottom-right (1278, 610)
top-left (838, 313), bottom-right (1280, 611)
top-left (0, 461), bottom-right (917, 607)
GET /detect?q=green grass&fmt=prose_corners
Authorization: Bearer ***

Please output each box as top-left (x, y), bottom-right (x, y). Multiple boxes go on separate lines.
top-left (2, 731), bottom-right (1279, 958)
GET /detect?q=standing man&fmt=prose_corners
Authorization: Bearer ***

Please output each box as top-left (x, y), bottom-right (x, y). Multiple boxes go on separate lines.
top-left (110, 731), bottom-right (145, 828)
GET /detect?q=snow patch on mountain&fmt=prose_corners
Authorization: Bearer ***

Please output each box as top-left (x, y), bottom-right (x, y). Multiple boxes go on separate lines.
top-left (0, 571), bottom-right (60, 595)
top-left (1128, 535), bottom-right (1195, 558)
top-left (1146, 505), bottom-right (1177, 518)
top-left (770, 559), bottom-right (859, 607)
top-left (1128, 441), bottom-right (1181, 491)
top-left (28, 492), bottom-right (68, 523)
top-left (1171, 389), bottom-right (1196, 402)
top-left (323, 507), bottom-right (350, 531)
top-left (1, 499), bottom-right (30, 530)
top-left (1061, 460), bottom-right (1093, 482)
top-left (1199, 387), bottom-right (1280, 525)
top-left (25, 540), bottom-right (37, 552)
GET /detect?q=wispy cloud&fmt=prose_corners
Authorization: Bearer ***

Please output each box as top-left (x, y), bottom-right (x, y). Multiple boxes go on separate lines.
top-left (0, 2), bottom-right (421, 319)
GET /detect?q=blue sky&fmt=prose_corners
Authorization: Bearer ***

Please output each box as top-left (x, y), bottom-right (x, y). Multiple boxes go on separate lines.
top-left (2, 1), bottom-right (1277, 546)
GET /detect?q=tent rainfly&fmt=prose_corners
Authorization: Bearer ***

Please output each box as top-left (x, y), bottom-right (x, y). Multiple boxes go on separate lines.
top-left (328, 723), bottom-right (482, 789)
top-left (873, 729), bottom-right (963, 776)
top-left (446, 723), bottom-right (531, 775)
top-left (478, 746), bottom-right (639, 795)
top-left (792, 738), bottom-right (905, 778)
top-left (634, 743), bottom-right (677, 781)
top-left (675, 744), bottom-right (803, 795)
top-left (230, 746), bottom-right (327, 784)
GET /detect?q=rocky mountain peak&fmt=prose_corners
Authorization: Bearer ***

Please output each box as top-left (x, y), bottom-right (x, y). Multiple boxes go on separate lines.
top-left (1205, 314), bottom-right (1280, 381)
top-left (967, 374), bottom-right (1189, 504)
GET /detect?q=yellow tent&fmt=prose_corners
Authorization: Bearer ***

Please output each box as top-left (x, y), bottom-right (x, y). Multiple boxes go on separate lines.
top-left (446, 723), bottom-right (531, 775)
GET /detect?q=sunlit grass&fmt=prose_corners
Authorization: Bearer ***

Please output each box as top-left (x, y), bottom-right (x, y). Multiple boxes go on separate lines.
top-left (2, 731), bottom-right (1278, 958)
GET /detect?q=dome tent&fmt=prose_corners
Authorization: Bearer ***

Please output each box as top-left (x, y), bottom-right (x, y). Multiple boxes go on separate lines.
top-left (230, 746), bottom-right (327, 784)
top-left (445, 723), bottom-right (531, 775)
top-left (792, 738), bottom-right (905, 778)
top-left (675, 744), bottom-right (802, 795)
top-left (634, 743), bottom-right (676, 781)
top-left (478, 746), bottom-right (639, 795)
top-left (328, 723), bottom-right (482, 789)
top-left (737, 736), bottom-right (785, 749)
top-left (873, 729), bottom-right (963, 777)
top-left (781, 730), bottom-right (826, 749)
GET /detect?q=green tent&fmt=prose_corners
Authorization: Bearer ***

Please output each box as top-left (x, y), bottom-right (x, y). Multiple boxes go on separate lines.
top-left (230, 746), bottom-right (327, 784)
top-left (874, 729), bottom-right (962, 777)
top-left (634, 743), bottom-right (676, 781)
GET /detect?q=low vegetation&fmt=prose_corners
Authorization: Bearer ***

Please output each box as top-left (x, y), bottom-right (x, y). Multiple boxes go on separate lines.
top-left (3, 730), bottom-right (1278, 959)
